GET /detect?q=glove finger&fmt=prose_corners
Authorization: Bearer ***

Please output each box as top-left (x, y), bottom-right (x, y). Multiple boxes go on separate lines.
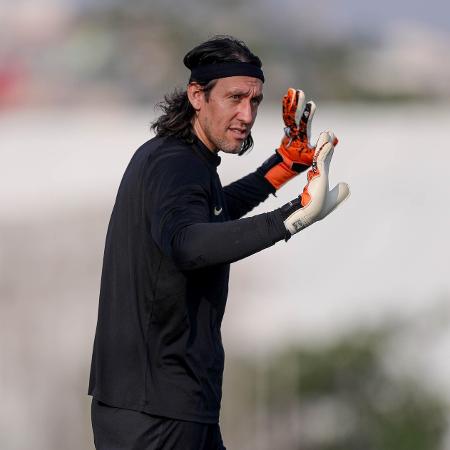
top-left (326, 129), bottom-right (339, 147)
top-left (294, 90), bottom-right (306, 128)
top-left (301, 151), bottom-right (330, 208)
top-left (311, 131), bottom-right (335, 182)
top-left (302, 132), bottom-right (335, 206)
top-left (299, 100), bottom-right (316, 143)
top-left (320, 182), bottom-right (351, 219)
top-left (314, 131), bottom-right (334, 158)
top-left (282, 88), bottom-right (297, 128)
top-left (282, 88), bottom-right (305, 131)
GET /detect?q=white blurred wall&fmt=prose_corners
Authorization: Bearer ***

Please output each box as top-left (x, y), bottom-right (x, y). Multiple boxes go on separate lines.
top-left (1, 103), bottom-right (450, 449)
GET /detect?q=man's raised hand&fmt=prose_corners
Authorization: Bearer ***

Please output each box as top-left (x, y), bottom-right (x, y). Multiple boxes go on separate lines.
top-left (280, 130), bottom-right (349, 235)
top-left (264, 88), bottom-right (337, 190)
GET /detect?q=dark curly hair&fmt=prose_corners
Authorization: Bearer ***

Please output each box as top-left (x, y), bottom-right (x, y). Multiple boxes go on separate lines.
top-left (151, 35), bottom-right (263, 155)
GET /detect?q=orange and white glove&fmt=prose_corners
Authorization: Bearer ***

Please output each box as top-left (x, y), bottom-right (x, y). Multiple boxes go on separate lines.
top-left (279, 131), bottom-right (349, 235)
top-left (263, 88), bottom-right (337, 190)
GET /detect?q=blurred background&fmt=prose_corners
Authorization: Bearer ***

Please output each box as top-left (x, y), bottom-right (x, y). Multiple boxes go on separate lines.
top-left (1, 0), bottom-right (450, 449)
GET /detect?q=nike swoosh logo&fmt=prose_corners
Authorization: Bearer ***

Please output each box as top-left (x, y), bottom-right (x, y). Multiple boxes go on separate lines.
top-left (214, 206), bottom-right (223, 216)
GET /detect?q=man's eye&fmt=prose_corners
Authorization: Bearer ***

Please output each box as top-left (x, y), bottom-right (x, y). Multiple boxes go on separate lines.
top-left (231, 95), bottom-right (241, 100)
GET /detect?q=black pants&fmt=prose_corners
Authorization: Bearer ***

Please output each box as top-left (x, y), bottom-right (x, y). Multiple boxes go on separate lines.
top-left (91, 399), bottom-right (226, 450)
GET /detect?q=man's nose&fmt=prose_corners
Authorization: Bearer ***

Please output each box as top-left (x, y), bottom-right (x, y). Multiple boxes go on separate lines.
top-left (237, 100), bottom-right (254, 124)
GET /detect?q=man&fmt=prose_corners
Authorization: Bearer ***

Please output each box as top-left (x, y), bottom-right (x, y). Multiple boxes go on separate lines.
top-left (88, 35), bottom-right (349, 449)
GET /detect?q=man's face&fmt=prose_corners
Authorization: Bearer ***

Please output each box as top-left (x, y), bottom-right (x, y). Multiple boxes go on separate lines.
top-left (189, 76), bottom-right (264, 154)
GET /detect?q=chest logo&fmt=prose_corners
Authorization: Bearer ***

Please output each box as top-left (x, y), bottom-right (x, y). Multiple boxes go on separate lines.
top-left (213, 206), bottom-right (223, 216)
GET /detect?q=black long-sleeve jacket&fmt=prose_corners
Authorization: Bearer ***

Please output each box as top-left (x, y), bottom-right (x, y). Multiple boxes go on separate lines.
top-left (88, 135), bottom-right (287, 423)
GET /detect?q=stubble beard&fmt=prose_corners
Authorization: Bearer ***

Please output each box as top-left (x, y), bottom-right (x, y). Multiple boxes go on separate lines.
top-left (215, 137), bottom-right (243, 154)
top-left (204, 121), bottom-right (243, 154)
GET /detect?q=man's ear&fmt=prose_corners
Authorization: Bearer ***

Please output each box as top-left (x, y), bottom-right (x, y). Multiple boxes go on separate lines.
top-left (187, 83), bottom-right (204, 111)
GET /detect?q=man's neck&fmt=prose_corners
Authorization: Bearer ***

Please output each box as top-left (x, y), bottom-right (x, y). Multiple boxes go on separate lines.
top-left (192, 119), bottom-right (217, 153)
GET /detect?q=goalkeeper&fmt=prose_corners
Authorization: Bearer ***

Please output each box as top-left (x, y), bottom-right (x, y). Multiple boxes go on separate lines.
top-left (88, 35), bottom-right (349, 450)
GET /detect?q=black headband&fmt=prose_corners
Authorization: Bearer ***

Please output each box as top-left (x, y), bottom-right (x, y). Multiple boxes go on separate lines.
top-left (189, 62), bottom-right (265, 83)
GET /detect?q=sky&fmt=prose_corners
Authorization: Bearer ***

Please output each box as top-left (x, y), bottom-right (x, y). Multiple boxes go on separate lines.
top-left (2, 0), bottom-right (450, 35)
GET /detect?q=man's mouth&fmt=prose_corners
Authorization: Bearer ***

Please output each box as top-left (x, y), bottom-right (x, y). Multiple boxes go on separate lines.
top-left (229, 128), bottom-right (247, 139)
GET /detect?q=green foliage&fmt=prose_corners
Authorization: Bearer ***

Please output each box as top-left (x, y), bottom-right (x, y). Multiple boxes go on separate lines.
top-left (223, 325), bottom-right (449, 450)
top-left (264, 330), bottom-right (448, 450)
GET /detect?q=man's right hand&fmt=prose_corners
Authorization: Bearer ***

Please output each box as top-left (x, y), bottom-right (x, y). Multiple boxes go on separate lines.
top-left (263, 88), bottom-right (338, 191)
top-left (280, 131), bottom-right (350, 235)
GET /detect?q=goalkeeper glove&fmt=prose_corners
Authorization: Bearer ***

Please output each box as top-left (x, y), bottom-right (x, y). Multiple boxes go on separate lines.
top-left (280, 130), bottom-right (349, 235)
top-left (262, 88), bottom-right (337, 190)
